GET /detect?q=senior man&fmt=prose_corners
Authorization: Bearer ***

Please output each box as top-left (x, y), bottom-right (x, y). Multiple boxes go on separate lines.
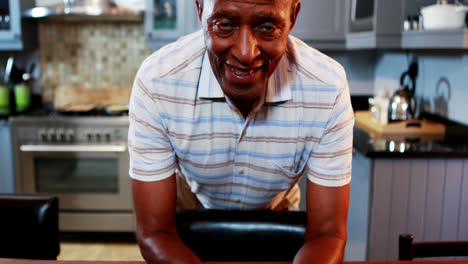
top-left (128, 0), bottom-right (354, 263)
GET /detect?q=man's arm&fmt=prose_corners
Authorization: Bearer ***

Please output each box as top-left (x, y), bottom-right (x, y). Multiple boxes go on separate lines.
top-left (132, 176), bottom-right (202, 264)
top-left (293, 180), bottom-right (350, 264)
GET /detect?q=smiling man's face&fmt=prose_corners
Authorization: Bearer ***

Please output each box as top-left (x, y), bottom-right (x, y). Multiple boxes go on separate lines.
top-left (197, 0), bottom-right (300, 103)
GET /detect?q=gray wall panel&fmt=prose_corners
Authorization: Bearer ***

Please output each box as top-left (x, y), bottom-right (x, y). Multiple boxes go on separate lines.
top-left (441, 160), bottom-right (463, 241)
top-left (369, 159), bottom-right (393, 260)
top-left (387, 160), bottom-right (411, 260)
top-left (345, 150), bottom-right (373, 261)
top-left (424, 160), bottom-right (446, 241)
top-left (407, 160), bottom-right (429, 242)
top-left (0, 121), bottom-right (14, 193)
top-left (358, 157), bottom-right (468, 261)
top-left (459, 160), bottom-right (468, 240)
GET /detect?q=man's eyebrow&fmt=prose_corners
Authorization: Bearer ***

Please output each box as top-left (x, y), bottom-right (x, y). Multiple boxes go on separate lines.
top-left (208, 10), bottom-right (240, 20)
top-left (255, 12), bottom-right (286, 24)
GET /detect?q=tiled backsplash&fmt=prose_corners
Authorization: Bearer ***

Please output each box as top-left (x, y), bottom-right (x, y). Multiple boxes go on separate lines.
top-left (39, 20), bottom-right (152, 106)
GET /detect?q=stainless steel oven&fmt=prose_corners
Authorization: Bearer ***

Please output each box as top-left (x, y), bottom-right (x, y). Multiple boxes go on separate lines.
top-left (11, 116), bottom-right (134, 232)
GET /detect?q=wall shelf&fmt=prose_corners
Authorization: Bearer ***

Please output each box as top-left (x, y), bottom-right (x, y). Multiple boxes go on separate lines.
top-left (346, 31), bottom-right (402, 49)
top-left (401, 28), bottom-right (468, 49)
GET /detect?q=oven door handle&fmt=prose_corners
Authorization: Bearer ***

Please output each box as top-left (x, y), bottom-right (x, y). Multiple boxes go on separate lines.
top-left (19, 144), bottom-right (127, 153)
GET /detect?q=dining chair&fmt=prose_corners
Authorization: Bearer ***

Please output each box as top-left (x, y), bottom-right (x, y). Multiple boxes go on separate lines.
top-left (0, 194), bottom-right (60, 260)
top-left (176, 209), bottom-right (307, 262)
top-left (399, 233), bottom-right (468, 260)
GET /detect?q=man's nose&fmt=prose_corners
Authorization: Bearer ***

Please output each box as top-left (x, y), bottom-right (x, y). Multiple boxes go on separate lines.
top-left (232, 26), bottom-right (260, 65)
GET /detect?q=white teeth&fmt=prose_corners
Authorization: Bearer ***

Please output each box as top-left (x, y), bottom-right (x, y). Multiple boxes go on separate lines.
top-left (229, 66), bottom-right (253, 76)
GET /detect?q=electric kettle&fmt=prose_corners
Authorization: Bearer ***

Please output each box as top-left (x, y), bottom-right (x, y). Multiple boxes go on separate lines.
top-left (388, 64), bottom-right (417, 122)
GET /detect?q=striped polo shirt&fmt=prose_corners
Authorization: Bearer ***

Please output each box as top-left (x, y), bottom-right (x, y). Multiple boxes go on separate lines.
top-left (128, 30), bottom-right (354, 209)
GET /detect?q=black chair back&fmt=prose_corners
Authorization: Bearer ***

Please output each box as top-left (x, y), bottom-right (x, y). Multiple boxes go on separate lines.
top-left (0, 194), bottom-right (60, 260)
top-left (399, 233), bottom-right (468, 260)
top-left (176, 209), bottom-right (306, 262)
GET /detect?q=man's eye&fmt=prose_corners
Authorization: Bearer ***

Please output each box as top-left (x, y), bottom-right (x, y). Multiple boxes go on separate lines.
top-left (259, 25), bottom-right (274, 32)
top-left (257, 23), bottom-right (277, 33)
top-left (219, 23), bottom-right (232, 29)
top-left (214, 21), bottom-right (233, 31)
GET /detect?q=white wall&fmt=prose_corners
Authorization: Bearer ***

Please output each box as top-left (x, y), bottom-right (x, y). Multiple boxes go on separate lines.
top-left (374, 51), bottom-right (468, 125)
top-left (327, 50), bottom-right (377, 96)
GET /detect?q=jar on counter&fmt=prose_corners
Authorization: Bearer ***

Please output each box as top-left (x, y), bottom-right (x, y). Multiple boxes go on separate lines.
top-left (368, 88), bottom-right (391, 125)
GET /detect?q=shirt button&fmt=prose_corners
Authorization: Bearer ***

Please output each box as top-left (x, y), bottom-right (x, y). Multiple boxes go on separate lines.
top-left (238, 170), bottom-right (245, 175)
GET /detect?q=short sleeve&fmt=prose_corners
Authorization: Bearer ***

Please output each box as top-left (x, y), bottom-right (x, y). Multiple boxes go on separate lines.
top-left (306, 78), bottom-right (354, 187)
top-left (127, 66), bottom-right (176, 182)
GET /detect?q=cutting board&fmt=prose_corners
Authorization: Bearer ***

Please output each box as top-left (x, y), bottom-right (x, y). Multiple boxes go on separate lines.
top-left (355, 111), bottom-right (446, 140)
top-left (53, 84), bottom-right (131, 110)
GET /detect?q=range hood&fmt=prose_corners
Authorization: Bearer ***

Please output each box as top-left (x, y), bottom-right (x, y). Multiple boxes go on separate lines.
top-left (22, 1), bottom-right (142, 19)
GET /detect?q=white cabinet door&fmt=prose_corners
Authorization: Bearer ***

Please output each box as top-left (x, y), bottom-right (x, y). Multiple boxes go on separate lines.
top-left (0, 0), bottom-right (22, 50)
top-left (145, 0), bottom-right (200, 50)
top-left (291, 0), bottom-right (346, 47)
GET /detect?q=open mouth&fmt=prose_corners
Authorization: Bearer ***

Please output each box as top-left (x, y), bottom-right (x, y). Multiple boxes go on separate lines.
top-left (227, 64), bottom-right (261, 77)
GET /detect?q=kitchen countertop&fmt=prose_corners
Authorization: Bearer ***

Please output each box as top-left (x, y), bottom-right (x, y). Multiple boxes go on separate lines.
top-left (353, 125), bottom-right (468, 158)
top-left (1, 260), bottom-right (467, 264)
top-left (6, 105), bottom-right (468, 159)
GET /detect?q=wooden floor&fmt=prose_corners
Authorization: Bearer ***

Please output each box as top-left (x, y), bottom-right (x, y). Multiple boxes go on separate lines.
top-left (58, 242), bottom-right (144, 261)
top-left (57, 233), bottom-right (144, 261)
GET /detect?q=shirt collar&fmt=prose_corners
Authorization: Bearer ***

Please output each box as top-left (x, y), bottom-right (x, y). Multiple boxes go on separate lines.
top-left (198, 51), bottom-right (292, 103)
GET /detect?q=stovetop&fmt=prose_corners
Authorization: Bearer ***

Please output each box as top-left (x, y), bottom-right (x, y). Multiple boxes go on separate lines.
top-left (10, 108), bottom-right (129, 144)
top-left (15, 107), bottom-right (128, 118)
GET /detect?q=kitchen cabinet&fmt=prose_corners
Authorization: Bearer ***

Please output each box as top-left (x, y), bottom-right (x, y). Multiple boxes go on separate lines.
top-left (0, 0), bottom-right (22, 50)
top-left (0, 119), bottom-right (14, 193)
top-left (346, 0), bottom-right (468, 50)
top-left (346, 127), bottom-right (468, 261)
top-left (145, 0), bottom-right (200, 50)
top-left (400, 0), bottom-right (468, 49)
top-left (346, 0), bottom-right (406, 49)
top-left (146, 0), bottom-right (347, 51)
top-left (291, 0), bottom-right (347, 50)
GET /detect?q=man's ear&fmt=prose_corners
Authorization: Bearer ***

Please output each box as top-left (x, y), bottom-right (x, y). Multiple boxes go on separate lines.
top-left (289, 0), bottom-right (301, 32)
top-left (196, 0), bottom-right (203, 22)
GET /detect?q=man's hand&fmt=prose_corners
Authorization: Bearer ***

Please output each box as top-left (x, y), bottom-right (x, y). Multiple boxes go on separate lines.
top-left (293, 180), bottom-right (350, 264)
top-left (132, 176), bottom-right (202, 264)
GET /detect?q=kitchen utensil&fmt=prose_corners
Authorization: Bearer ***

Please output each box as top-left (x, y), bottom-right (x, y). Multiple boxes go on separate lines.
top-left (388, 63), bottom-right (418, 122)
top-left (4, 57), bottom-right (25, 85)
top-left (84, 0), bottom-right (112, 15)
top-left (0, 84), bottom-right (9, 115)
top-left (434, 77), bottom-right (451, 118)
top-left (14, 83), bottom-right (31, 112)
top-left (421, 0), bottom-right (468, 30)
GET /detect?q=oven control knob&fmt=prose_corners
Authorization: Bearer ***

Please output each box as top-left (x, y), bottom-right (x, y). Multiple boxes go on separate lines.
top-left (105, 133), bottom-right (111, 141)
top-left (47, 128), bottom-right (56, 142)
top-left (56, 128), bottom-right (66, 142)
top-left (65, 129), bottom-right (75, 142)
top-left (87, 132), bottom-right (93, 141)
top-left (38, 129), bottom-right (47, 142)
top-left (95, 133), bottom-right (101, 141)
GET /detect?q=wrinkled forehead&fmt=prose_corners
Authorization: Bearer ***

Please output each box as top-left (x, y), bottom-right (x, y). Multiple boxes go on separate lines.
top-left (201, 0), bottom-right (294, 9)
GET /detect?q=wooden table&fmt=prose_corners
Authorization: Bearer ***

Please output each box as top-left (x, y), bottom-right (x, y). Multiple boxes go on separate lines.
top-left (1, 260), bottom-right (468, 264)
